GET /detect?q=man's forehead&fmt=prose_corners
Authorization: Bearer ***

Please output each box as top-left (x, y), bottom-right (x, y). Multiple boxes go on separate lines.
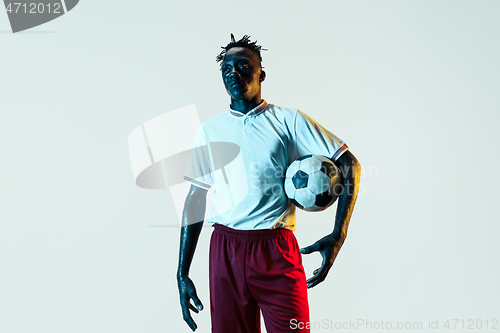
top-left (222, 47), bottom-right (259, 64)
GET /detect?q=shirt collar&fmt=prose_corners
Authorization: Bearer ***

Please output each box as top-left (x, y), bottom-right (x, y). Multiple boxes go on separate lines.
top-left (229, 100), bottom-right (268, 118)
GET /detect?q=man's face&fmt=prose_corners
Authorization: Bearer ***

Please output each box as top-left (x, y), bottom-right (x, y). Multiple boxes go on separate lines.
top-left (220, 47), bottom-right (265, 102)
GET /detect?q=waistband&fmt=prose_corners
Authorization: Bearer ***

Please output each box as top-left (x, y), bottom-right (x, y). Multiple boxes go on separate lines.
top-left (212, 223), bottom-right (292, 239)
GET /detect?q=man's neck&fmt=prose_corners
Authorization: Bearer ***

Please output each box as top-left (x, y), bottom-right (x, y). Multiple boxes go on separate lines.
top-left (230, 96), bottom-right (262, 114)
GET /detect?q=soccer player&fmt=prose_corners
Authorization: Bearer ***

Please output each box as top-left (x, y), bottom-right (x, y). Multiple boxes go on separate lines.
top-left (177, 34), bottom-right (361, 333)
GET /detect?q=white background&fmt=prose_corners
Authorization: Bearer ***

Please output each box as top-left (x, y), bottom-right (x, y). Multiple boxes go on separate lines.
top-left (1, 1), bottom-right (498, 332)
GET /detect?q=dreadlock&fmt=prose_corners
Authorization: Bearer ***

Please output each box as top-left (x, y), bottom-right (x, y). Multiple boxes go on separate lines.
top-left (216, 33), bottom-right (267, 66)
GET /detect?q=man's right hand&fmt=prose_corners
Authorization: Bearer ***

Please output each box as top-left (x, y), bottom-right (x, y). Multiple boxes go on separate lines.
top-left (177, 275), bottom-right (204, 331)
top-left (177, 185), bottom-right (207, 331)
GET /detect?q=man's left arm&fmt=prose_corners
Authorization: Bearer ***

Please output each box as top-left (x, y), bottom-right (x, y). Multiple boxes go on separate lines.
top-left (300, 150), bottom-right (361, 289)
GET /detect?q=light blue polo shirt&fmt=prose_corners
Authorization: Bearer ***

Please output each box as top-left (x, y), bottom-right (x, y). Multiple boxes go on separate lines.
top-left (184, 100), bottom-right (348, 231)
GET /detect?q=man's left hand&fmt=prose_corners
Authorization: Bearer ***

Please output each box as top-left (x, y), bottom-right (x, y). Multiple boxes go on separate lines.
top-left (300, 232), bottom-right (346, 289)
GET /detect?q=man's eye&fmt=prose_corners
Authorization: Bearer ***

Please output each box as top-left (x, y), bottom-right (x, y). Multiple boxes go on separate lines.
top-left (222, 67), bottom-right (230, 74)
top-left (240, 63), bottom-right (249, 69)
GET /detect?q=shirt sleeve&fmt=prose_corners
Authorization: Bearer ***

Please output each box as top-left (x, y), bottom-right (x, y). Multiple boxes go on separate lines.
top-left (183, 125), bottom-right (214, 190)
top-left (294, 110), bottom-right (349, 162)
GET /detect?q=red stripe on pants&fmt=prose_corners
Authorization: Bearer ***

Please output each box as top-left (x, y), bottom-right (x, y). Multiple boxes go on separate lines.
top-left (209, 223), bottom-right (310, 333)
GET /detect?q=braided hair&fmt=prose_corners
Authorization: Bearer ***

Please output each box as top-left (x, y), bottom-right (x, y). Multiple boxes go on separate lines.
top-left (216, 33), bottom-right (267, 67)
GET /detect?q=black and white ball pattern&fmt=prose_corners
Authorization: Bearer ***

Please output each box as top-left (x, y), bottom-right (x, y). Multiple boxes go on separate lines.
top-left (284, 155), bottom-right (342, 212)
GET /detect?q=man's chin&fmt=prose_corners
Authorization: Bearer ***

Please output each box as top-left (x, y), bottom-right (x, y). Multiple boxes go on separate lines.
top-left (229, 90), bottom-right (248, 100)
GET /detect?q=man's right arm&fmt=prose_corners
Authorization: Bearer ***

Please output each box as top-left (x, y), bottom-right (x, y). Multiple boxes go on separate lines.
top-left (177, 184), bottom-right (208, 332)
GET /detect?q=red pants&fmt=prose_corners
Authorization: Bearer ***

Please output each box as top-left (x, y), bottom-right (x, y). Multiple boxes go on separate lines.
top-left (209, 223), bottom-right (310, 333)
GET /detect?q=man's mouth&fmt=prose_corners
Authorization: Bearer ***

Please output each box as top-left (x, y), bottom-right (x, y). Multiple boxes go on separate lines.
top-left (230, 80), bottom-right (243, 87)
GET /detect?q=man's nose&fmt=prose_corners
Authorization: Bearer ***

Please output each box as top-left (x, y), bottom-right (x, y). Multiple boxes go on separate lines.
top-left (229, 67), bottom-right (240, 78)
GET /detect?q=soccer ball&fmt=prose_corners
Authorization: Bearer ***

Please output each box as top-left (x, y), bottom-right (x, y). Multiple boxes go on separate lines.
top-left (284, 155), bottom-right (342, 212)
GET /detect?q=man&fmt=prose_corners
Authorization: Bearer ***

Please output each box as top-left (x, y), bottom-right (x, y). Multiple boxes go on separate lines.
top-left (177, 34), bottom-right (360, 333)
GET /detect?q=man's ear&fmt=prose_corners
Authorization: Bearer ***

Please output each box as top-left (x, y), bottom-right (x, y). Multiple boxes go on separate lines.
top-left (259, 70), bottom-right (266, 83)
